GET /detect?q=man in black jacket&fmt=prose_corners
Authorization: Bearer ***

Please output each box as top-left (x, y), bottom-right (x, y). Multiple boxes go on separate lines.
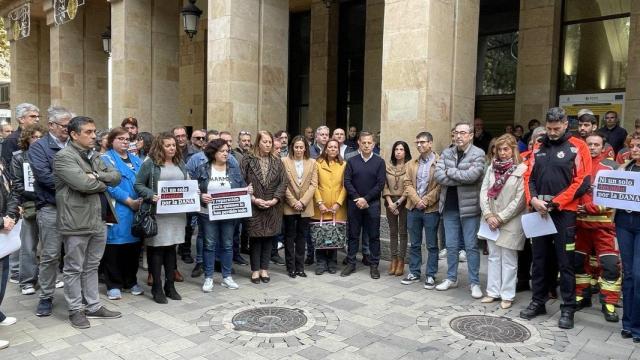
top-left (598, 111), bottom-right (628, 156)
top-left (341, 131), bottom-right (386, 279)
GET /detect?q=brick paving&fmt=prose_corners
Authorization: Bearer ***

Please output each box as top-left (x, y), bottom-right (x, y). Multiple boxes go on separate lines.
top-left (0, 249), bottom-right (638, 360)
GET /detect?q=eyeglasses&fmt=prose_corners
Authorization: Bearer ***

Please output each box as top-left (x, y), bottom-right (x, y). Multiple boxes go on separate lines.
top-left (52, 122), bottom-right (68, 129)
top-left (192, 136), bottom-right (206, 141)
top-left (452, 131), bottom-right (470, 136)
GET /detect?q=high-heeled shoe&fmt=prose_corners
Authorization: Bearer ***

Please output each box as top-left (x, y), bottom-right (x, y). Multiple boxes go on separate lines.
top-left (251, 275), bottom-right (261, 284)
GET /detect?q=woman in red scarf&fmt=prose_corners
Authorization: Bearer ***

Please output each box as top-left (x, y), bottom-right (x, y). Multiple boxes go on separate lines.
top-left (479, 134), bottom-right (528, 309)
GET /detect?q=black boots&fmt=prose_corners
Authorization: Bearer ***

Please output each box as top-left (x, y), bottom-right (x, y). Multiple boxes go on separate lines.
top-left (519, 302), bottom-right (547, 320)
top-left (558, 310), bottom-right (575, 329)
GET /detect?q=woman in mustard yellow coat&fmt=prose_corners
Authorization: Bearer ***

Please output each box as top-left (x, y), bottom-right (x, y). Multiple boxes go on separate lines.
top-left (313, 139), bottom-right (347, 275)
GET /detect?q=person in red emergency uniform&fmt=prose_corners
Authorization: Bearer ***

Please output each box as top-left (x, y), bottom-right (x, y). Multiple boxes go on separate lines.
top-left (574, 132), bottom-right (621, 323)
top-left (520, 107), bottom-right (592, 330)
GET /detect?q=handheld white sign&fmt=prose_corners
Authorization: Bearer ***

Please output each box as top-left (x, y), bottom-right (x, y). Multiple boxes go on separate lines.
top-left (156, 180), bottom-right (200, 214)
top-left (593, 170), bottom-right (640, 212)
top-left (208, 188), bottom-right (253, 221)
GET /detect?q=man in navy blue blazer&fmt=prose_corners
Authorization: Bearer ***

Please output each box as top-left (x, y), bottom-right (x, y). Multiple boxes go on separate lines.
top-left (341, 131), bottom-right (386, 279)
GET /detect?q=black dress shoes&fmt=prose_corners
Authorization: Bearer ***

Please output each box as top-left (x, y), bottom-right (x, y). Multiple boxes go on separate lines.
top-left (519, 302), bottom-right (547, 320)
top-left (341, 264), bottom-right (356, 277)
top-left (295, 271), bottom-right (307, 278)
top-left (288, 272), bottom-right (297, 278)
top-left (558, 310), bottom-right (574, 329)
top-left (621, 329), bottom-right (632, 339)
top-left (370, 266), bottom-right (380, 279)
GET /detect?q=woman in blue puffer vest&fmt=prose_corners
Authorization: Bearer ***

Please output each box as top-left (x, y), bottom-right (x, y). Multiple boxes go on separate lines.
top-left (101, 127), bottom-right (143, 300)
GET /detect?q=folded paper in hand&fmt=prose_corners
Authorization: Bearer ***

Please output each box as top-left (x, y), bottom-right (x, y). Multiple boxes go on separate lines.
top-left (0, 219), bottom-right (22, 259)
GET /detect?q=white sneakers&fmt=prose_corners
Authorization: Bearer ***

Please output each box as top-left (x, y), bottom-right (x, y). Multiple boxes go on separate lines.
top-left (459, 250), bottom-right (467, 262)
top-left (21, 286), bottom-right (36, 295)
top-left (221, 277), bottom-right (239, 290)
top-left (55, 280), bottom-right (64, 289)
top-left (0, 317), bottom-right (16, 326)
top-left (438, 249), bottom-right (447, 259)
top-left (203, 277), bottom-right (240, 292)
top-left (202, 278), bottom-right (214, 293)
top-left (435, 279), bottom-right (458, 291)
top-left (424, 276), bottom-right (436, 290)
top-left (470, 284), bottom-right (483, 299)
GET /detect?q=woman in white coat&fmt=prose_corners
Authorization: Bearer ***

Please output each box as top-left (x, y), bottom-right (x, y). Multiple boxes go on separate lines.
top-left (479, 134), bottom-right (527, 309)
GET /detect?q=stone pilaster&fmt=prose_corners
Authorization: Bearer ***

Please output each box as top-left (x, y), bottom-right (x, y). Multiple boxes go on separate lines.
top-left (179, 1), bottom-right (208, 130)
top-left (48, 6), bottom-right (86, 116)
top-left (8, 19), bottom-right (50, 114)
top-left (307, 0), bottom-right (338, 130)
top-left (362, 0), bottom-right (384, 134)
top-left (46, 0), bottom-right (109, 127)
top-left (624, 0), bottom-right (640, 131)
top-left (111, 0), bottom-right (152, 130)
top-left (207, 0), bottom-right (288, 137)
top-left (151, 0), bottom-right (180, 133)
top-left (513, 0), bottom-right (562, 125)
top-left (380, 0), bottom-right (480, 155)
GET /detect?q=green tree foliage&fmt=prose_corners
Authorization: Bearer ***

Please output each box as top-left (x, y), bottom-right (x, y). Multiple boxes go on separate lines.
top-left (0, 18), bottom-right (9, 80)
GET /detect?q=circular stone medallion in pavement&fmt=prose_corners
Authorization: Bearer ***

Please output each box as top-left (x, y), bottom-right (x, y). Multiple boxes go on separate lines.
top-left (195, 298), bottom-right (340, 349)
top-left (232, 306), bottom-right (308, 334)
top-left (450, 315), bottom-right (531, 343)
top-left (416, 305), bottom-right (570, 358)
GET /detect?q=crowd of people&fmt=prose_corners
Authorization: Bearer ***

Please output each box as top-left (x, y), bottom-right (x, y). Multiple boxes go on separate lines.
top-left (0, 103), bottom-right (640, 349)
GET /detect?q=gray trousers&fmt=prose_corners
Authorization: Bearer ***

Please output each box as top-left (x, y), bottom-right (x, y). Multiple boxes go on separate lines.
top-left (63, 229), bottom-right (106, 313)
top-left (37, 206), bottom-right (63, 299)
top-left (19, 217), bottom-right (39, 287)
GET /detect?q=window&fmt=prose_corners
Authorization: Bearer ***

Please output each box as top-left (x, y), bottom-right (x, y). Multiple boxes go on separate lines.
top-left (560, 0), bottom-right (630, 93)
top-left (0, 84), bottom-right (9, 104)
top-left (477, 32), bottom-right (518, 95)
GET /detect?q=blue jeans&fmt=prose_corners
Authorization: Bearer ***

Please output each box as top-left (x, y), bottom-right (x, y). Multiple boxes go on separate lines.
top-left (199, 214), bottom-right (234, 278)
top-left (407, 210), bottom-right (440, 278)
top-left (443, 210), bottom-right (480, 285)
top-left (616, 211), bottom-right (640, 338)
top-left (0, 256), bottom-right (9, 322)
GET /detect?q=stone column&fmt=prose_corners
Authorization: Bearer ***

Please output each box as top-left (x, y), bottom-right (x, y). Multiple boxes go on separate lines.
top-left (380, 0), bottom-right (480, 154)
top-left (179, 3), bottom-right (208, 130)
top-left (151, 0), bottom-right (180, 132)
top-left (83, 0), bottom-right (109, 128)
top-left (207, 0), bottom-right (288, 137)
top-left (111, 0), bottom-right (152, 130)
top-left (48, 6), bottom-right (86, 115)
top-left (362, 0), bottom-right (384, 134)
top-left (513, 0), bottom-right (562, 125)
top-left (308, 0), bottom-right (338, 130)
top-left (624, 1), bottom-right (640, 132)
top-left (8, 19), bottom-right (50, 113)
top-left (46, 0), bottom-right (109, 127)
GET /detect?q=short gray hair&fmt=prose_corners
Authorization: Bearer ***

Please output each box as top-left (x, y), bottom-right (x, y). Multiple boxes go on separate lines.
top-left (454, 122), bottom-right (473, 134)
top-left (15, 103), bottom-right (39, 119)
top-left (315, 125), bottom-right (330, 137)
top-left (531, 126), bottom-right (546, 142)
top-left (546, 107), bottom-right (566, 123)
top-left (47, 105), bottom-right (74, 123)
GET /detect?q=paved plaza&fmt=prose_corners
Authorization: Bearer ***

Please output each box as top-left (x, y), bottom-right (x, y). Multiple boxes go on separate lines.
top-left (0, 251), bottom-right (638, 360)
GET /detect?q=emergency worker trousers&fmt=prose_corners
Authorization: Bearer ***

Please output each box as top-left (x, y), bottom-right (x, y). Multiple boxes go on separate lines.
top-left (531, 210), bottom-right (577, 311)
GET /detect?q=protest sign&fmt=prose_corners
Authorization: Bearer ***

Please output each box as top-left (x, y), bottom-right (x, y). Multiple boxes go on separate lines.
top-left (156, 180), bottom-right (200, 214)
top-left (593, 170), bottom-right (640, 212)
top-left (208, 188), bottom-right (252, 221)
top-left (23, 162), bottom-right (34, 192)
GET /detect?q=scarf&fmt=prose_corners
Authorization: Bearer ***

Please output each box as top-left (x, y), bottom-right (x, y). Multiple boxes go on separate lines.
top-left (487, 158), bottom-right (516, 199)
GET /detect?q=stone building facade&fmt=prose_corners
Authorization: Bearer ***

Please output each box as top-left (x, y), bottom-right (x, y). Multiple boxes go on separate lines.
top-left (1, 0), bottom-right (638, 155)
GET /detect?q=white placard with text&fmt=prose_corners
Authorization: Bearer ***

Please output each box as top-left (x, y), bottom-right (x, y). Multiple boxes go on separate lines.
top-left (208, 188), bottom-right (253, 221)
top-left (156, 180), bottom-right (200, 214)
